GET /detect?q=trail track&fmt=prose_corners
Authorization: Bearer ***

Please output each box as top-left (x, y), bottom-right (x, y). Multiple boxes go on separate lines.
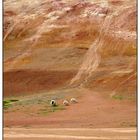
top-left (4, 127), bottom-right (136, 140)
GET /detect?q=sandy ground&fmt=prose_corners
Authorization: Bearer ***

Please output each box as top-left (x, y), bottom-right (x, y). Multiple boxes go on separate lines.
top-left (4, 88), bottom-right (136, 128)
top-left (4, 127), bottom-right (136, 140)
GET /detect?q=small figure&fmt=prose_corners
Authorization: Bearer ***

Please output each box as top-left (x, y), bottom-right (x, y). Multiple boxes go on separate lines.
top-left (50, 100), bottom-right (57, 107)
top-left (70, 98), bottom-right (78, 104)
top-left (63, 100), bottom-right (69, 106)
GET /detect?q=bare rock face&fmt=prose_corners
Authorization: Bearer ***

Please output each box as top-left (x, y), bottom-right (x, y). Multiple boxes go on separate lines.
top-left (4, 0), bottom-right (136, 97)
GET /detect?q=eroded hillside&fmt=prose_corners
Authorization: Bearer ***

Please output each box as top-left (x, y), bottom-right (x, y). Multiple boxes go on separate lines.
top-left (4, 0), bottom-right (136, 98)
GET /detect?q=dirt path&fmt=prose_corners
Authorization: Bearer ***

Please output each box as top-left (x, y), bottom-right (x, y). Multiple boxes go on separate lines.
top-left (4, 127), bottom-right (136, 140)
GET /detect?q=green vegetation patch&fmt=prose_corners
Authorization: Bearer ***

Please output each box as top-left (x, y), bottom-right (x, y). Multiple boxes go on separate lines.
top-left (112, 94), bottom-right (135, 100)
top-left (112, 95), bottom-right (124, 100)
top-left (3, 99), bottom-right (19, 109)
top-left (39, 105), bottom-right (65, 115)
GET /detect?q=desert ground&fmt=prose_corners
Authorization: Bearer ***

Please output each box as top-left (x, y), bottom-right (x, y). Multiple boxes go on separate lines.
top-left (4, 128), bottom-right (136, 140)
top-left (4, 0), bottom-right (136, 139)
